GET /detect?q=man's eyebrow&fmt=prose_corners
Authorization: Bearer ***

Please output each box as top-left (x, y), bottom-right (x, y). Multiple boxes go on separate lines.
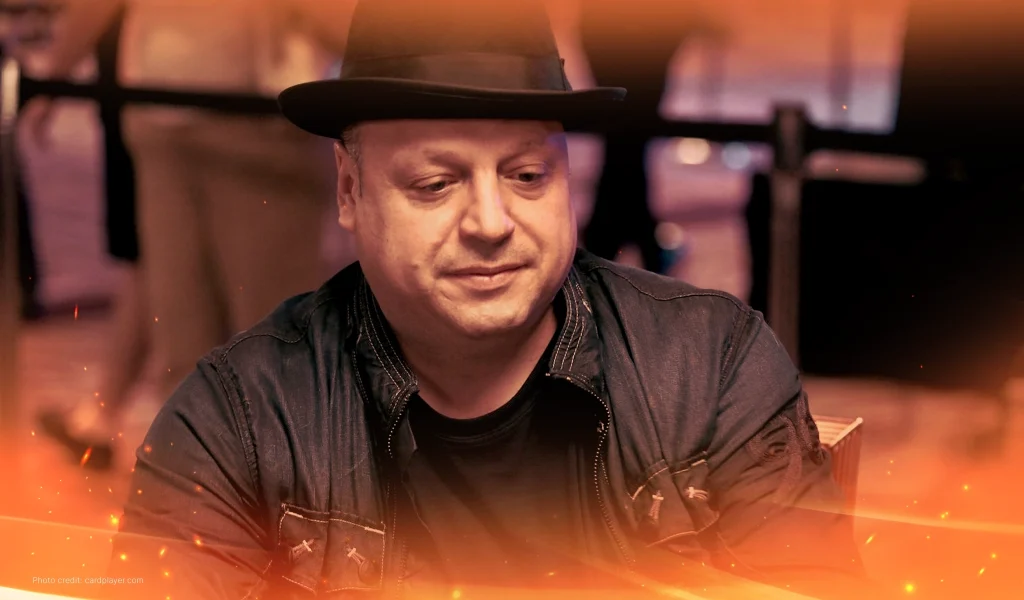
top-left (416, 149), bottom-right (470, 168)
top-left (500, 139), bottom-right (556, 161)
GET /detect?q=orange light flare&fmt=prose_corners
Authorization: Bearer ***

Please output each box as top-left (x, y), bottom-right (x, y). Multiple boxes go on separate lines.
top-left (193, 535), bottom-right (203, 547)
top-left (159, 546), bottom-right (167, 558)
top-left (73, 304), bottom-right (78, 320)
top-left (865, 533), bottom-right (876, 545)
top-left (80, 447), bottom-right (93, 467)
top-left (109, 514), bottom-right (120, 527)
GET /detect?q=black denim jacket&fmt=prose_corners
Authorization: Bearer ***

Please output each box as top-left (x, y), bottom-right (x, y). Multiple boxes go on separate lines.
top-left (104, 250), bottom-right (880, 600)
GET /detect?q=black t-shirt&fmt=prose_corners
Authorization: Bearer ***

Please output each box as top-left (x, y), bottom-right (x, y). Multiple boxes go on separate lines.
top-left (402, 340), bottom-right (606, 589)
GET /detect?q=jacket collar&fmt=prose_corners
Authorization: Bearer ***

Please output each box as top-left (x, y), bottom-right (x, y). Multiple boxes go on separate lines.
top-left (350, 260), bottom-right (605, 465)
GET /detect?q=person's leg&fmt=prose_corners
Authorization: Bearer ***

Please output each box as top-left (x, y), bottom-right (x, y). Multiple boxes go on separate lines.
top-left (94, 111), bottom-right (148, 420)
top-left (190, 115), bottom-right (330, 334)
top-left (125, 108), bottom-right (229, 403)
top-left (584, 135), bottom-right (666, 273)
top-left (50, 261), bottom-right (149, 445)
top-left (16, 163), bottom-right (41, 319)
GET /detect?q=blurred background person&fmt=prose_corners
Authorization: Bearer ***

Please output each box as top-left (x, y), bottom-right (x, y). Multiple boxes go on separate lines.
top-left (25, 0), bottom-right (355, 470)
top-left (578, 0), bottom-right (722, 274)
top-left (25, 4), bottom-right (147, 470)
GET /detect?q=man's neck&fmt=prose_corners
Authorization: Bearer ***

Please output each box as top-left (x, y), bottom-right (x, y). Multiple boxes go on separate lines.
top-left (397, 308), bottom-right (559, 420)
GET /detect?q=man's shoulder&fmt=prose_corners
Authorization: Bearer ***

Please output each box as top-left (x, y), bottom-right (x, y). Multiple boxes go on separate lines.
top-left (206, 263), bottom-right (362, 371)
top-left (574, 250), bottom-right (753, 332)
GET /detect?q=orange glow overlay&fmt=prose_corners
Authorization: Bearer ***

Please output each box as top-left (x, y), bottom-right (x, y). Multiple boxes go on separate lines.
top-left (3, 0), bottom-right (1024, 599)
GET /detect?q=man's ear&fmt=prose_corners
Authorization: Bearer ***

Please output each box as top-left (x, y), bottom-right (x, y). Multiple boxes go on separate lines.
top-left (335, 141), bottom-right (358, 231)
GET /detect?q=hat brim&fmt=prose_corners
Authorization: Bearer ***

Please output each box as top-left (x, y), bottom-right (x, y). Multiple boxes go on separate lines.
top-left (278, 78), bottom-right (627, 139)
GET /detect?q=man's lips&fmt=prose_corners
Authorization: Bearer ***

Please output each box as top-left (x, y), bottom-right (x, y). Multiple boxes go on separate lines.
top-left (446, 264), bottom-right (525, 277)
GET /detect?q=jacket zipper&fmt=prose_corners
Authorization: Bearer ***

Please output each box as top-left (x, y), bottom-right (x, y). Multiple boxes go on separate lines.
top-left (384, 389), bottom-right (414, 598)
top-left (548, 373), bottom-right (635, 571)
top-left (352, 358), bottom-right (412, 597)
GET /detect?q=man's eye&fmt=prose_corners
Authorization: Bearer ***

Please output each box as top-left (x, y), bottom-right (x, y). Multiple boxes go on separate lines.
top-left (515, 171), bottom-right (546, 184)
top-left (419, 180), bottom-right (450, 193)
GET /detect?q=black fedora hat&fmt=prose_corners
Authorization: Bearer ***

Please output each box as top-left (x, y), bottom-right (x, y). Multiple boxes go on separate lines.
top-left (278, 0), bottom-right (626, 139)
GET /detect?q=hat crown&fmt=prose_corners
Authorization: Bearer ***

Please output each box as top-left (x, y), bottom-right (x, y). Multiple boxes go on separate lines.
top-left (340, 0), bottom-right (570, 91)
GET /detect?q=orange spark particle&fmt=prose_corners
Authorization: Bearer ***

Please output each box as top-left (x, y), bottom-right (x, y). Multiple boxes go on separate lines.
top-left (195, 485), bottom-right (203, 493)
top-left (865, 534), bottom-right (876, 545)
top-left (193, 535), bottom-right (203, 547)
top-left (80, 447), bottom-right (93, 467)
top-left (452, 590), bottom-right (462, 600)
top-left (74, 305), bottom-right (79, 319)
top-left (119, 553), bottom-right (127, 561)
top-left (963, 484), bottom-right (970, 491)
top-left (163, 571), bottom-right (170, 578)
top-left (137, 489), bottom-right (143, 495)
top-left (991, 552), bottom-right (997, 559)
top-left (110, 515), bottom-right (119, 527)
top-left (144, 444), bottom-right (152, 453)
top-left (978, 568), bottom-right (985, 576)
top-left (904, 582), bottom-right (915, 593)
top-left (159, 546), bottom-right (167, 558)
top-left (30, 430), bottom-right (35, 436)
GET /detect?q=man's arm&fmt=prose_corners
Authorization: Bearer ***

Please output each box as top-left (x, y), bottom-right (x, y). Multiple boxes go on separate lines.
top-left (701, 309), bottom-right (889, 599)
top-left (103, 359), bottom-right (271, 600)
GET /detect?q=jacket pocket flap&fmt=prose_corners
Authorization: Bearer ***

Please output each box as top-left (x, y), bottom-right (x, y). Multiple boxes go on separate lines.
top-left (630, 455), bottom-right (719, 548)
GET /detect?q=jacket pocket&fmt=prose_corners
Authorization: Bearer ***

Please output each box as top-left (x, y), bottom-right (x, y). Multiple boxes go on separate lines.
top-left (321, 511), bottom-right (387, 593)
top-left (276, 504), bottom-right (330, 594)
top-left (629, 453), bottom-right (720, 553)
top-left (275, 503), bottom-right (386, 595)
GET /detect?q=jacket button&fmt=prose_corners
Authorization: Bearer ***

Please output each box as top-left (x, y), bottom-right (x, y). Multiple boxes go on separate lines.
top-left (358, 559), bottom-right (379, 584)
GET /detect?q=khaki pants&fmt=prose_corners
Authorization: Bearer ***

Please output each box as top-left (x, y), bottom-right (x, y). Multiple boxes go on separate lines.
top-left (125, 107), bottom-right (332, 400)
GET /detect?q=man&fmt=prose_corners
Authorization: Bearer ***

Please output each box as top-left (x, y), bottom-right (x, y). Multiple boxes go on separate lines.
top-left (107, 1), bottom-right (879, 598)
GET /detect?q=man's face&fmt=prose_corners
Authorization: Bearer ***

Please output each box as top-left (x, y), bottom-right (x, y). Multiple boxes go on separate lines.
top-left (335, 119), bottom-right (576, 341)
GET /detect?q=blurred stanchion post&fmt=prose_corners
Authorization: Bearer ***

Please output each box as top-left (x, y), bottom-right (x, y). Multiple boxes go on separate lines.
top-left (769, 105), bottom-right (807, 368)
top-left (0, 55), bottom-right (19, 432)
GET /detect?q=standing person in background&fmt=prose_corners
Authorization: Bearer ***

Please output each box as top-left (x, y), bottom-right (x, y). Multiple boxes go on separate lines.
top-left (579, 0), bottom-right (718, 274)
top-left (31, 4), bottom-right (149, 470)
top-left (25, 0), bottom-right (355, 470)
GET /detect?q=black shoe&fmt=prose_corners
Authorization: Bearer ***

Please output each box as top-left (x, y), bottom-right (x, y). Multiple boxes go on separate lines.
top-left (37, 408), bottom-right (115, 471)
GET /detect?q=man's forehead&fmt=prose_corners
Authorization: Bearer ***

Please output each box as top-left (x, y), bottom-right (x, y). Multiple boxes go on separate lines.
top-left (357, 119), bottom-right (566, 148)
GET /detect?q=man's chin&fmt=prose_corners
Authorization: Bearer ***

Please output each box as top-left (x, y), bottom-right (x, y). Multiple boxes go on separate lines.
top-left (442, 306), bottom-right (537, 340)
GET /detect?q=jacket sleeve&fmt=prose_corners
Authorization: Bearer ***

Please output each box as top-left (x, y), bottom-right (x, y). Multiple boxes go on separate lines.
top-left (102, 358), bottom-right (272, 600)
top-left (701, 308), bottom-right (894, 600)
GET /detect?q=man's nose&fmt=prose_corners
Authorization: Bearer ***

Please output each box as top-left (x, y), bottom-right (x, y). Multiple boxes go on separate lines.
top-left (460, 177), bottom-right (515, 242)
